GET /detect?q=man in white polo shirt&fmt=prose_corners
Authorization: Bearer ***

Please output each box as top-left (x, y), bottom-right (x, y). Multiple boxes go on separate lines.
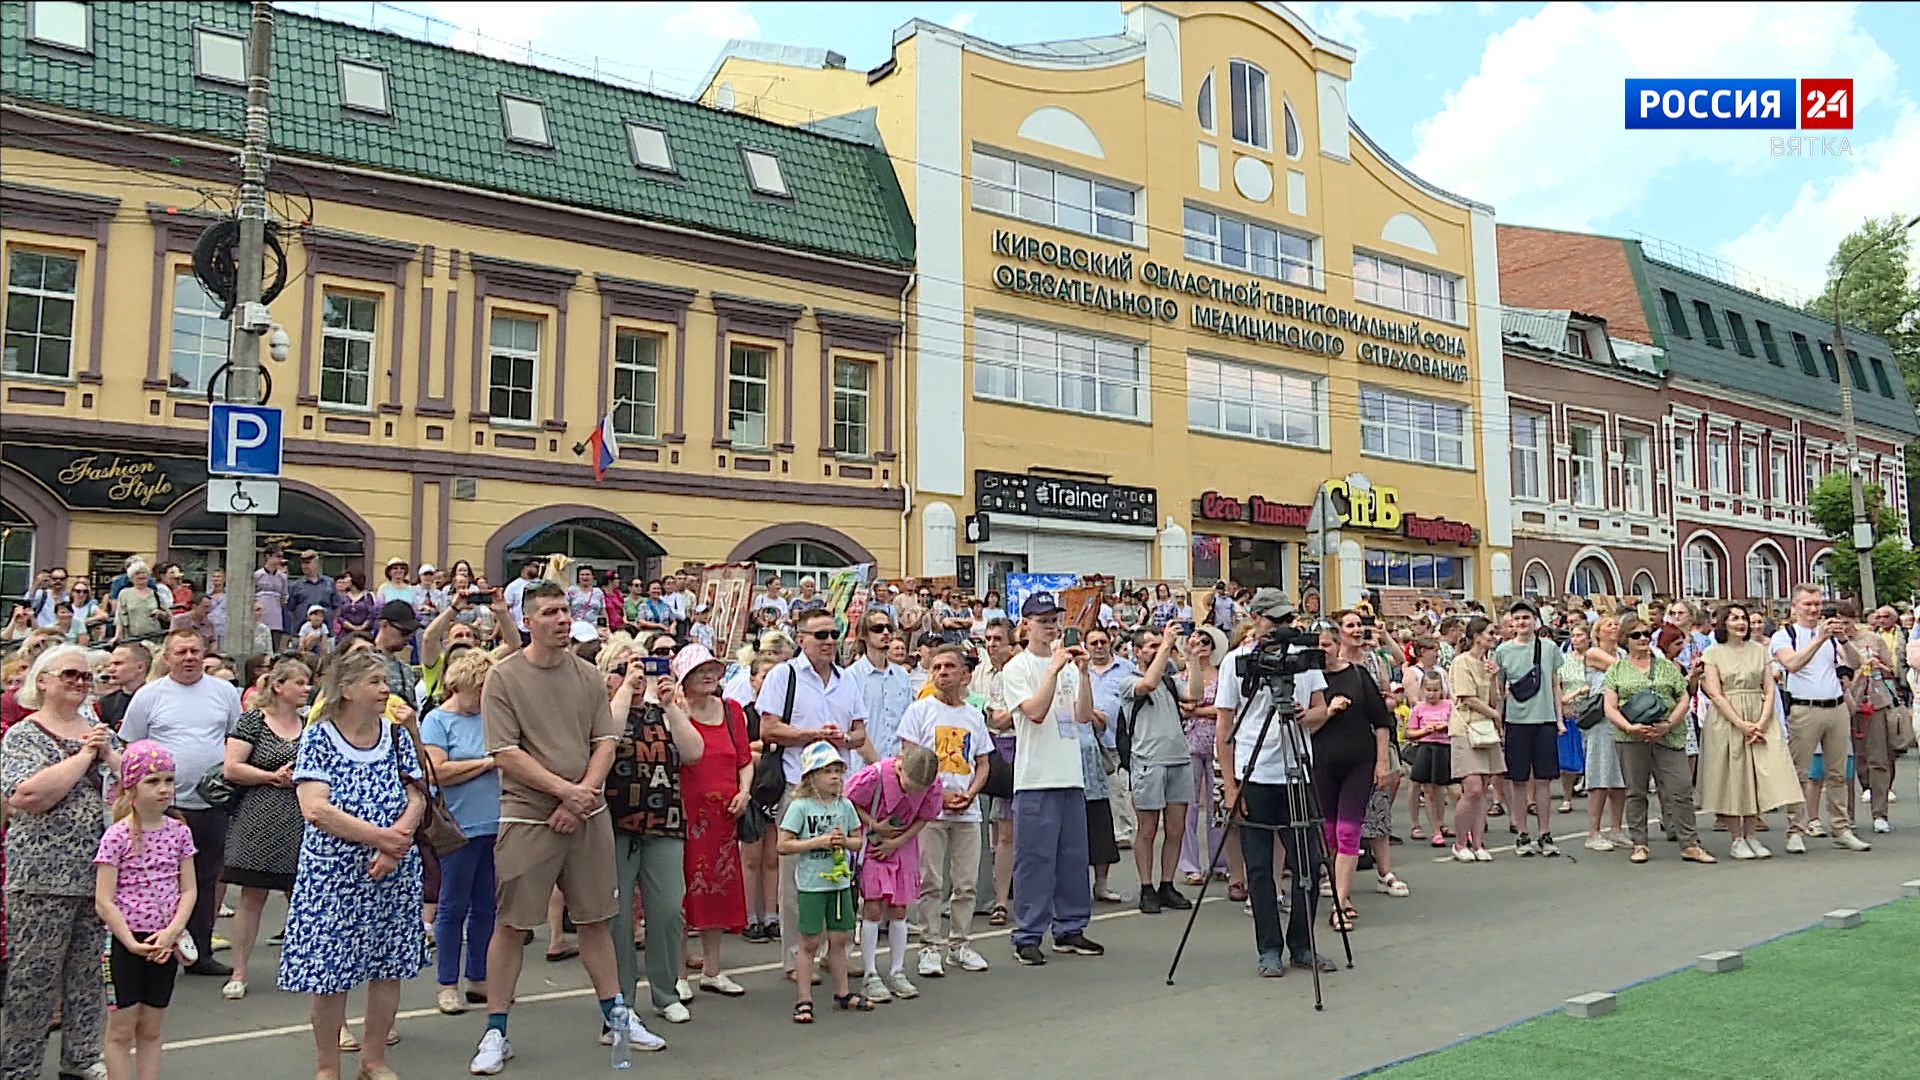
top-left (1771, 583), bottom-right (1869, 854)
top-left (756, 607), bottom-right (870, 975)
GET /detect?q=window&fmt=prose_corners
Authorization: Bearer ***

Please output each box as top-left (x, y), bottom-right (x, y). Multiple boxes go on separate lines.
top-left (1790, 332), bottom-right (1819, 376)
top-left (318, 291), bottom-right (376, 408)
top-left (625, 123), bottom-right (674, 173)
top-left (1816, 341), bottom-right (1839, 383)
top-left (1672, 431), bottom-right (1695, 488)
top-left (500, 94), bottom-right (551, 147)
top-left (339, 60), bottom-right (389, 115)
top-left (1621, 433), bottom-right (1648, 513)
top-left (1363, 548), bottom-right (1465, 592)
top-left (1659, 289), bottom-right (1689, 338)
top-left (832, 358), bottom-right (872, 456)
top-left (168, 272), bottom-right (228, 392)
top-left (1569, 558), bottom-right (1612, 597)
top-left (1568, 423), bottom-right (1601, 507)
top-left (741, 147), bottom-right (789, 197)
top-left (1683, 540), bottom-right (1720, 598)
top-left (1510, 412), bottom-right (1546, 499)
top-left (1755, 319), bottom-right (1782, 364)
top-left (4, 249), bottom-right (78, 379)
top-left (0, 516), bottom-right (33, 604)
top-left (1228, 59), bottom-right (1269, 149)
top-left (1769, 448), bottom-right (1787, 502)
top-left (1183, 206), bottom-right (1312, 285)
top-left (973, 316), bottom-right (1147, 421)
top-left (1693, 301), bottom-right (1723, 348)
top-left (1707, 436), bottom-right (1729, 493)
top-left (611, 330), bottom-right (659, 439)
top-left (1724, 311), bottom-right (1754, 356)
top-left (1521, 563), bottom-right (1551, 597)
top-left (1359, 387), bottom-right (1468, 467)
top-left (1196, 70), bottom-right (1215, 134)
top-left (1843, 348), bottom-right (1869, 392)
top-left (1563, 328), bottom-right (1589, 357)
top-left (1354, 252), bottom-right (1459, 322)
top-left (727, 343), bottom-right (771, 447)
top-left (194, 27), bottom-right (247, 85)
top-left (1282, 99), bottom-right (1301, 158)
top-left (1187, 354), bottom-right (1320, 447)
top-left (28, 1), bottom-right (91, 52)
top-left (1811, 553), bottom-right (1834, 598)
top-left (749, 541), bottom-right (853, 590)
top-left (1869, 356), bottom-right (1895, 397)
top-left (1804, 453), bottom-right (1821, 500)
top-left (1739, 443), bottom-right (1758, 497)
top-left (971, 150), bottom-right (1139, 243)
top-left (1747, 548), bottom-right (1783, 600)
top-left (486, 314), bottom-right (540, 423)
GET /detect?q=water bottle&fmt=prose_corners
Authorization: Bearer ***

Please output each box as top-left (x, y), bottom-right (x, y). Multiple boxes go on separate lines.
top-left (608, 1005), bottom-right (632, 1070)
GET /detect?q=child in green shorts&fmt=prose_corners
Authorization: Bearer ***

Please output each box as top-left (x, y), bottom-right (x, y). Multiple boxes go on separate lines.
top-left (778, 741), bottom-right (869, 1021)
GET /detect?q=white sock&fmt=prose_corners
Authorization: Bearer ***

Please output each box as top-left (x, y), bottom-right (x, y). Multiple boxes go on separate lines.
top-left (859, 920), bottom-right (881, 976)
top-left (888, 919), bottom-right (910, 975)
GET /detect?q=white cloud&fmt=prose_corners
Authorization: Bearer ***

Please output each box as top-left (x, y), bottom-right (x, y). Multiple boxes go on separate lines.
top-left (663, 1), bottom-right (759, 42)
top-left (1294, 2), bottom-right (1440, 53)
top-left (946, 9), bottom-right (977, 33)
top-left (1407, 3), bottom-right (1900, 236)
top-left (1719, 106), bottom-right (1920, 293)
top-left (432, 1), bottom-right (563, 61)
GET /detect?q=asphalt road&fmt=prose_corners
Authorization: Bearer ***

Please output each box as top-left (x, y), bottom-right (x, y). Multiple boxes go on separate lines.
top-left (45, 795), bottom-right (1920, 1079)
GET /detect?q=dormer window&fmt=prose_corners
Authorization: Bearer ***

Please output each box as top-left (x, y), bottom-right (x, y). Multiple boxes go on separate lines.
top-left (500, 93), bottom-right (552, 147)
top-left (339, 60), bottom-right (390, 115)
top-left (194, 27), bottom-right (248, 85)
top-left (742, 147), bottom-right (789, 197)
top-left (1564, 327), bottom-right (1589, 358)
top-left (28, 1), bottom-right (91, 53)
top-left (626, 123), bottom-right (675, 173)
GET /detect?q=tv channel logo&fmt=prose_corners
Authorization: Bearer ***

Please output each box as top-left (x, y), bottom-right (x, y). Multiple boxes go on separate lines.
top-left (1625, 79), bottom-right (1852, 130)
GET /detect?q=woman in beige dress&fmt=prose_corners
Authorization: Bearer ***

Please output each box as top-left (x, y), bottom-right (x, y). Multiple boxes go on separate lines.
top-left (1698, 603), bottom-right (1801, 859)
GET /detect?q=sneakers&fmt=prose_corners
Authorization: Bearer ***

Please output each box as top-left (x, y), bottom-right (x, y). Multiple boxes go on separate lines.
top-left (1872, 817), bottom-right (1892, 834)
top-left (1748, 838), bottom-right (1771, 859)
top-left (1138, 888), bottom-right (1162, 915)
top-left (1608, 828), bottom-right (1631, 847)
top-left (949, 944), bottom-right (989, 972)
top-left (1833, 829), bottom-right (1872, 852)
top-left (741, 919), bottom-right (768, 944)
top-left (1583, 835), bottom-right (1615, 852)
top-left (1157, 883), bottom-right (1193, 910)
top-left (1785, 833), bottom-right (1808, 855)
top-left (674, 978), bottom-right (693, 1003)
top-left (1051, 932), bottom-right (1105, 956)
top-left (918, 946), bottom-right (946, 978)
top-left (1515, 832), bottom-right (1537, 857)
top-left (860, 972), bottom-right (893, 1003)
top-left (657, 1002), bottom-right (691, 1024)
top-left (886, 972), bottom-right (919, 1000)
top-left (1729, 837), bottom-right (1757, 860)
top-left (1804, 819), bottom-right (1829, 838)
top-left (469, 1030), bottom-right (512, 1075)
top-left (697, 973), bottom-right (745, 996)
top-left (1472, 847), bottom-right (1494, 863)
top-left (1452, 845), bottom-right (1476, 863)
top-left (599, 1010), bottom-right (667, 1050)
top-left (1537, 833), bottom-right (1561, 858)
top-left (1014, 944), bottom-right (1048, 966)
top-left (1257, 950), bottom-right (1286, 978)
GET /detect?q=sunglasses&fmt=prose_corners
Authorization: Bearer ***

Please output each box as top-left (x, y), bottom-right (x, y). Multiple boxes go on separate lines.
top-left (869, 624), bottom-right (893, 634)
top-left (806, 629), bottom-right (841, 641)
top-left (53, 668), bottom-right (92, 687)
top-left (650, 646), bottom-right (675, 657)
top-left (1625, 631), bottom-right (1652, 640)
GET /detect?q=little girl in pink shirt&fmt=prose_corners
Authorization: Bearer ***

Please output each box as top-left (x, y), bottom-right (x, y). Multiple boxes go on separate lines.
top-left (844, 744), bottom-right (942, 1003)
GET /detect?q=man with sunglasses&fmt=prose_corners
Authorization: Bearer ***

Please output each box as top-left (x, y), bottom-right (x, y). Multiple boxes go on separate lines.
top-left (848, 609), bottom-right (914, 763)
top-left (757, 608), bottom-right (870, 978)
top-left (27, 567), bottom-right (69, 627)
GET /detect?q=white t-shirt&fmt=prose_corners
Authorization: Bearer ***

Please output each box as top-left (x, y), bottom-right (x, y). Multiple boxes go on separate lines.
top-left (1215, 646), bottom-right (1326, 785)
top-left (1770, 624), bottom-right (1844, 700)
top-left (118, 674), bottom-right (243, 811)
top-left (896, 697), bottom-right (994, 823)
top-left (723, 666), bottom-right (756, 706)
top-left (504, 577), bottom-right (532, 631)
top-left (998, 649), bottom-right (1085, 791)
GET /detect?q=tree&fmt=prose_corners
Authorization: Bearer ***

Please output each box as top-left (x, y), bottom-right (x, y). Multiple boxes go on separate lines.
top-left (1808, 472), bottom-right (1916, 601)
top-left (1806, 215), bottom-right (1920, 535)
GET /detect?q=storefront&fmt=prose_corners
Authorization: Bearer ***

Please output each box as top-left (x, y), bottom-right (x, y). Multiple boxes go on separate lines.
top-left (973, 469), bottom-right (1159, 595)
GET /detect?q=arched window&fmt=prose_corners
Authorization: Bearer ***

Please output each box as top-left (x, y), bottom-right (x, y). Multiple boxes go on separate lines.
top-left (750, 541), bottom-right (853, 590)
top-left (1282, 98), bottom-right (1301, 158)
top-left (1631, 571), bottom-right (1656, 602)
top-left (1569, 557), bottom-right (1613, 597)
top-left (1683, 539), bottom-right (1721, 598)
top-left (1228, 59), bottom-right (1269, 150)
top-left (1810, 552), bottom-right (1835, 598)
top-left (0, 500), bottom-right (35, 604)
top-left (1745, 546), bottom-right (1784, 600)
top-left (1521, 562), bottom-right (1551, 597)
top-left (1197, 69), bottom-right (1215, 134)
top-left (504, 520), bottom-right (660, 587)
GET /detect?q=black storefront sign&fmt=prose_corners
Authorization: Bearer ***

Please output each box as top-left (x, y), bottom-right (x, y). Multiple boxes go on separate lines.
top-left (2, 442), bottom-right (205, 513)
top-left (974, 470), bottom-right (1157, 527)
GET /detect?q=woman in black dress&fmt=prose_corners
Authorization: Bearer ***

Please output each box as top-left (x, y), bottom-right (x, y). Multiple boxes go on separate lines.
top-left (1313, 615), bottom-right (1395, 932)
top-left (219, 657), bottom-right (312, 1000)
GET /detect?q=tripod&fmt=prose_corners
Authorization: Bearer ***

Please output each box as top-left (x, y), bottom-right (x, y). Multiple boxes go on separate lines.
top-left (1166, 663), bottom-right (1352, 1010)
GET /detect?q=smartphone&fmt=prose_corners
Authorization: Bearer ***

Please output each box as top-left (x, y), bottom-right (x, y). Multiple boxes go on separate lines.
top-left (640, 655), bottom-right (673, 677)
top-left (468, 591), bottom-right (494, 605)
top-left (1062, 627), bottom-right (1081, 647)
top-left (1821, 602), bottom-right (1838, 620)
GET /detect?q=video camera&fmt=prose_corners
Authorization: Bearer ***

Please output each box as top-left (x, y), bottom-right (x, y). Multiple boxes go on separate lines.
top-left (1240, 622), bottom-right (1325, 689)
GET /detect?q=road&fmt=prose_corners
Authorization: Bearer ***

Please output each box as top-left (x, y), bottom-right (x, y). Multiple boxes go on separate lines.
top-left (71, 798), bottom-right (1919, 1079)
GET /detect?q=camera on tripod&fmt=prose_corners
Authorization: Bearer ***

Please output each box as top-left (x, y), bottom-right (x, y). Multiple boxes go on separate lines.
top-left (1242, 623), bottom-right (1326, 684)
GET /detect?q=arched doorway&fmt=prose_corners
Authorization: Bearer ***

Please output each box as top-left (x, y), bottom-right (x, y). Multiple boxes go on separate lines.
top-left (728, 524), bottom-right (875, 589)
top-left (1567, 556), bottom-right (1616, 597)
top-left (163, 484), bottom-right (373, 582)
top-left (488, 505), bottom-right (666, 588)
top-left (0, 499), bottom-right (36, 604)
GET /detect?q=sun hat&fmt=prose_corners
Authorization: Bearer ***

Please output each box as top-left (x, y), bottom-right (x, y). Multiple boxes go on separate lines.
top-left (669, 643), bottom-right (725, 682)
top-left (799, 740), bottom-right (842, 775)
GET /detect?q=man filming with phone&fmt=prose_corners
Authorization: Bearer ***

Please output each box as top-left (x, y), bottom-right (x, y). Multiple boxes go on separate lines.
top-left (1771, 584), bottom-right (1868, 854)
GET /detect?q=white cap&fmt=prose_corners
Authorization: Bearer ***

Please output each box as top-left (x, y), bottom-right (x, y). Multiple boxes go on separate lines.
top-left (419, 563), bottom-right (436, 574)
top-left (307, 604), bottom-right (328, 615)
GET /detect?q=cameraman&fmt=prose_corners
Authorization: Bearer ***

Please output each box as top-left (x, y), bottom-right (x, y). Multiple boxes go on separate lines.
top-left (1214, 589), bottom-right (1335, 978)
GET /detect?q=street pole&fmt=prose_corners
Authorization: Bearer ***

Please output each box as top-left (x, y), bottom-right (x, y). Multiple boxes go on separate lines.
top-left (222, 2), bottom-right (275, 653)
top-left (1829, 211), bottom-right (1920, 613)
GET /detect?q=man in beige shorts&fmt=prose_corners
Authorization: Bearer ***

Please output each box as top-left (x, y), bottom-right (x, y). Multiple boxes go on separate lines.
top-left (469, 581), bottom-right (663, 1075)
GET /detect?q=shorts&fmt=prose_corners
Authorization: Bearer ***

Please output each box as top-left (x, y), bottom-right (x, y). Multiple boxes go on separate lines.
top-left (796, 887), bottom-right (858, 935)
top-left (1129, 760), bottom-right (1195, 811)
top-left (1410, 741), bottom-right (1453, 786)
top-left (1503, 723), bottom-right (1561, 782)
top-left (493, 813), bottom-right (619, 930)
top-left (108, 936), bottom-right (178, 1010)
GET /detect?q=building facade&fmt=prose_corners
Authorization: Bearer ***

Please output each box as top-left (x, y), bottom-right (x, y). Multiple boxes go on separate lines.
top-left (706, 0), bottom-right (1511, 604)
top-left (1499, 224), bottom-right (1917, 604)
top-left (1, 0), bottom-right (915, 601)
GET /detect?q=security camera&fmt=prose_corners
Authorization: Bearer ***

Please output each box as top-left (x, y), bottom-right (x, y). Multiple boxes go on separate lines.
top-left (267, 324), bottom-right (291, 362)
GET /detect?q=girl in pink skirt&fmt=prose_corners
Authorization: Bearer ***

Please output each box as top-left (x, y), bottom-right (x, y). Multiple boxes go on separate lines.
top-left (845, 744), bottom-right (941, 1003)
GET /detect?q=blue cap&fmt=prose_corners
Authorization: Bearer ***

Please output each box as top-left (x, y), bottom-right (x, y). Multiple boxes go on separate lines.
top-left (1019, 593), bottom-right (1062, 618)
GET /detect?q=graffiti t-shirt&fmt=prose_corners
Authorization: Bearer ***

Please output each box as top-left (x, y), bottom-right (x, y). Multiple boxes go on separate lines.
top-left (894, 697), bottom-right (993, 823)
top-left (605, 702), bottom-right (684, 837)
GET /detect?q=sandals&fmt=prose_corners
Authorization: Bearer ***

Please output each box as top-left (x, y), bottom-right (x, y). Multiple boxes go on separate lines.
top-left (544, 946), bottom-right (579, 962)
top-left (832, 993), bottom-right (876, 1012)
top-left (1374, 873), bottom-right (1410, 898)
top-left (221, 980), bottom-right (247, 1000)
top-left (792, 1001), bottom-right (815, 1024)
top-left (1329, 905), bottom-right (1357, 933)
top-left (1487, 801), bottom-right (1507, 818)
top-left (337, 1028), bottom-right (402, 1052)
top-left (987, 904), bottom-right (1008, 927)
top-left (1226, 882), bottom-right (1248, 902)
top-left (1184, 873), bottom-right (1207, 886)
top-left (1410, 827), bottom-right (1427, 840)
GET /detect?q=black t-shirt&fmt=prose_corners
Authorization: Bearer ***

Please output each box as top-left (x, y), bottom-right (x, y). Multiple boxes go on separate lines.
top-left (95, 688), bottom-right (134, 731)
top-left (605, 702), bottom-right (684, 837)
top-left (1314, 664), bottom-right (1393, 771)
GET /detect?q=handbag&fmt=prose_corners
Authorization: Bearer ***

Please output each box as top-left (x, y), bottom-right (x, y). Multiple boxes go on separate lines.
top-left (392, 727), bottom-right (467, 856)
top-left (195, 763), bottom-right (239, 811)
top-left (1465, 718), bottom-right (1501, 749)
top-left (747, 659), bottom-right (801, 815)
top-left (1621, 687), bottom-right (1670, 728)
top-left (724, 700), bottom-right (768, 843)
top-left (981, 745), bottom-right (1015, 800)
top-left (1575, 693), bottom-right (1609, 731)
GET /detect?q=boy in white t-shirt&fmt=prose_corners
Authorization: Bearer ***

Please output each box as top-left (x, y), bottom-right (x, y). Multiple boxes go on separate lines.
top-left (897, 644), bottom-right (995, 977)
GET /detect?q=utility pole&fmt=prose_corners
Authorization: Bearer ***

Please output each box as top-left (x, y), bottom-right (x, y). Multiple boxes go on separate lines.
top-left (222, 2), bottom-right (275, 653)
top-left (1829, 211), bottom-right (1920, 613)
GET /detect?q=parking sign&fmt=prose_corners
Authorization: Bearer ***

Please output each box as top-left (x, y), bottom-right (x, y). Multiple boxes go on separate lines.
top-left (208, 404), bottom-right (284, 477)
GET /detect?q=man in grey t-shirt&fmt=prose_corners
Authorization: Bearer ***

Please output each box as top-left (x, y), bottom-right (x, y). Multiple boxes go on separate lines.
top-left (1120, 627), bottom-right (1193, 913)
top-left (1493, 601), bottom-right (1562, 857)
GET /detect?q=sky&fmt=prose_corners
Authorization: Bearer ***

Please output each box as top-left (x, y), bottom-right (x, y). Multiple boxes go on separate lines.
top-left (296, 1), bottom-right (1920, 301)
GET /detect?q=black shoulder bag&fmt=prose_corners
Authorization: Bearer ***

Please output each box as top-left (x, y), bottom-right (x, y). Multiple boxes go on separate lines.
top-left (1508, 638), bottom-right (1545, 702)
top-left (746, 659), bottom-right (799, 819)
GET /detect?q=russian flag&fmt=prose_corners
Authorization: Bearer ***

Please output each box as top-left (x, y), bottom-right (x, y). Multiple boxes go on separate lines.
top-left (585, 411), bottom-right (619, 482)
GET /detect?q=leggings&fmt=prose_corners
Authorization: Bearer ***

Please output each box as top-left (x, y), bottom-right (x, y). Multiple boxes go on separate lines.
top-left (434, 835), bottom-right (497, 987)
top-left (1313, 758), bottom-right (1374, 857)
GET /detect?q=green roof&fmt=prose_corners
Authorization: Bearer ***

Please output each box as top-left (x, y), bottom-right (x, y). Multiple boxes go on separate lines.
top-left (1, 0), bottom-right (914, 268)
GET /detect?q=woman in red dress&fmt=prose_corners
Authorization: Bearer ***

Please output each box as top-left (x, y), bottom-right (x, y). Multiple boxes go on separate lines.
top-left (671, 644), bottom-right (752, 997)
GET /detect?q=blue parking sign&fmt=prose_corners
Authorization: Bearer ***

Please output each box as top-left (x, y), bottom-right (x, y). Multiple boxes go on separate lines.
top-left (208, 404), bottom-right (283, 477)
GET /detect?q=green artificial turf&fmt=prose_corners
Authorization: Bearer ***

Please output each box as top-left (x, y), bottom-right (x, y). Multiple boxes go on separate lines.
top-left (1367, 898), bottom-right (1920, 1080)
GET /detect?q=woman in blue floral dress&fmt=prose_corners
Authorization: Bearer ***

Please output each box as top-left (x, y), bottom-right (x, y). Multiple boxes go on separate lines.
top-left (279, 650), bottom-right (425, 1080)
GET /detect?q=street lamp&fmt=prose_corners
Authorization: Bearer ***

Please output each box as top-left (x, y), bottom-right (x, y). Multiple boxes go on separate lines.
top-left (1830, 210), bottom-right (1920, 611)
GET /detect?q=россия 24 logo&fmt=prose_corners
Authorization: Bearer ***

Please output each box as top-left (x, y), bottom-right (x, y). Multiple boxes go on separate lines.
top-left (1624, 79), bottom-right (1852, 129)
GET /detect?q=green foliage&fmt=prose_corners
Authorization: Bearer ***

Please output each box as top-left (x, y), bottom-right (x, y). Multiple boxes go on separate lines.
top-left (1808, 473), bottom-right (1913, 598)
top-left (1827, 540), bottom-right (1917, 604)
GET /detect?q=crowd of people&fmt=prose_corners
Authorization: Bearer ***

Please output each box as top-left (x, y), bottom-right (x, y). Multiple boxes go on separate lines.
top-left (2, 554), bottom-right (1916, 1079)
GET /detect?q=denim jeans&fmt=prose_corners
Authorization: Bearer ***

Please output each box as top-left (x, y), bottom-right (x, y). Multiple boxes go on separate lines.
top-left (434, 834), bottom-right (497, 987)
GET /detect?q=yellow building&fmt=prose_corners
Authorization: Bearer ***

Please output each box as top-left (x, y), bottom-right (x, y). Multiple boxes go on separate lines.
top-left (1, 1), bottom-right (915, 603)
top-left (707, 1), bottom-right (1512, 605)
